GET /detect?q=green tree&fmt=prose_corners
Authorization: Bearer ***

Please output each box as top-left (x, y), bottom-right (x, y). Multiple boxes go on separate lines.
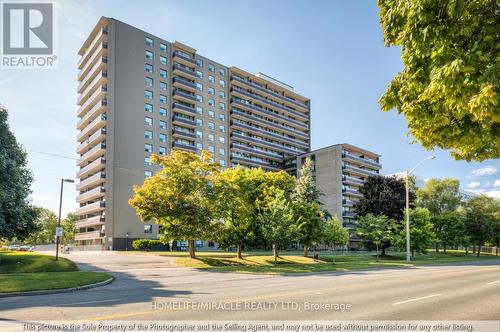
top-left (129, 150), bottom-right (220, 258)
top-left (377, 0), bottom-right (499, 161)
top-left (259, 190), bottom-right (297, 265)
top-left (465, 195), bottom-right (498, 257)
top-left (23, 208), bottom-right (57, 245)
top-left (395, 208), bottom-right (435, 257)
top-left (61, 213), bottom-right (76, 245)
top-left (321, 216), bottom-right (349, 261)
top-left (356, 214), bottom-right (397, 261)
top-left (491, 218), bottom-right (500, 256)
top-left (292, 157), bottom-right (324, 257)
top-left (0, 105), bottom-right (38, 240)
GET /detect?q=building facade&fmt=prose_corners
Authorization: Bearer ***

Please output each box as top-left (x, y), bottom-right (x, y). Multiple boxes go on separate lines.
top-left (287, 144), bottom-right (381, 243)
top-left (75, 17), bottom-right (311, 250)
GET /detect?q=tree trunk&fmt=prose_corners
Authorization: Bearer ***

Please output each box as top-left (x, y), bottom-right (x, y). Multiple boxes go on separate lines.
top-left (381, 246), bottom-right (386, 257)
top-left (273, 245), bottom-right (278, 266)
top-left (188, 239), bottom-right (196, 259)
top-left (443, 244), bottom-right (447, 254)
top-left (237, 244), bottom-right (242, 259)
top-left (376, 244), bottom-right (380, 262)
top-left (465, 247), bottom-right (469, 256)
top-left (472, 246), bottom-right (476, 254)
top-left (476, 244), bottom-right (481, 258)
top-left (496, 246), bottom-right (499, 256)
top-left (303, 245), bottom-right (308, 257)
top-left (435, 244), bottom-right (439, 253)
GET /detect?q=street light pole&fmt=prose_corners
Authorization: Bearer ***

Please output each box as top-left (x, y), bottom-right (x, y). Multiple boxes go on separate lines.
top-left (55, 178), bottom-right (74, 261)
top-left (405, 156), bottom-right (435, 263)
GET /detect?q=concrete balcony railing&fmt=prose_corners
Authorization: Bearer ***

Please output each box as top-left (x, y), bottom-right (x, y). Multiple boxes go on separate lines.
top-left (173, 89), bottom-right (197, 103)
top-left (77, 114), bottom-right (106, 142)
top-left (231, 121), bottom-right (309, 150)
top-left (172, 76), bottom-right (197, 92)
top-left (230, 132), bottom-right (304, 156)
top-left (76, 172), bottom-right (106, 191)
top-left (342, 175), bottom-right (365, 186)
top-left (342, 152), bottom-right (381, 169)
top-left (343, 165), bottom-right (379, 178)
top-left (75, 215), bottom-right (105, 228)
top-left (230, 155), bottom-right (282, 171)
top-left (77, 86), bottom-right (106, 118)
top-left (75, 200), bottom-right (105, 216)
top-left (173, 141), bottom-right (196, 152)
top-left (76, 185), bottom-right (105, 204)
top-left (77, 143), bottom-right (106, 166)
top-left (172, 128), bottom-right (196, 139)
top-left (172, 115), bottom-right (196, 128)
top-left (78, 28), bottom-right (107, 68)
top-left (78, 70), bottom-right (107, 105)
top-left (342, 211), bottom-right (357, 219)
top-left (77, 128), bottom-right (106, 155)
top-left (342, 199), bottom-right (356, 207)
top-left (78, 55), bottom-right (106, 91)
top-left (172, 102), bottom-right (196, 115)
top-left (173, 63), bottom-right (196, 79)
top-left (173, 51), bottom-right (196, 66)
top-left (342, 187), bottom-right (363, 198)
top-left (78, 45), bottom-right (107, 83)
top-left (231, 143), bottom-right (283, 161)
top-left (77, 100), bottom-right (106, 130)
top-left (74, 230), bottom-right (103, 241)
top-left (76, 157), bottom-right (106, 179)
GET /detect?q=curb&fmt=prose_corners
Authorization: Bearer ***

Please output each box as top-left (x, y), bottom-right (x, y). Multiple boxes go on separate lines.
top-left (0, 276), bottom-right (114, 298)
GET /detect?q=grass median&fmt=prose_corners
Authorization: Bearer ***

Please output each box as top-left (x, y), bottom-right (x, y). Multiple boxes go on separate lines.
top-left (173, 251), bottom-right (500, 274)
top-left (0, 251), bottom-right (111, 293)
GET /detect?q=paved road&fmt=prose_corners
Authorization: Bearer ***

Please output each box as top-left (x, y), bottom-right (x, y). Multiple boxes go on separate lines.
top-left (1, 252), bottom-right (500, 320)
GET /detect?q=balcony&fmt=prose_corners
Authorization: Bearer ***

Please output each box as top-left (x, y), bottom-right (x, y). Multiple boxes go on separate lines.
top-left (172, 128), bottom-right (196, 139)
top-left (77, 100), bottom-right (106, 130)
top-left (76, 172), bottom-right (106, 191)
top-left (77, 114), bottom-right (106, 142)
top-left (231, 143), bottom-right (283, 161)
top-left (231, 121), bottom-right (309, 150)
top-left (172, 102), bottom-right (197, 115)
top-left (77, 143), bottom-right (106, 166)
top-left (342, 211), bottom-right (357, 219)
top-left (230, 155), bottom-right (282, 171)
top-left (77, 157), bottom-right (106, 179)
top-left (75, 200), bottom-right (105, 216)
top-left (76, 186), bottom-right (105, 203)
top-left (78, 28), bottom-right (107, 69)
top-left (172, 115), bottom-right (196, 128)
top-left (343, 165), bottom-right (379, 178)
top-left (78, 69), bottom-right (107, 104)
top-left (173, 51), bottom-right (196, 66)
top-left (75, 215), bottom-right (105, 228)
top-left (173, 141), bottom-right (196, 152)
top-left (173, 89), bottom-right (196, 103)
top-left (342, 152), bottom-right (381, 169)
top-left (342, 187), bottom-right (363, 198)
top-left (342, 199), bottom-right (355, 207)
top-left (342, 175), bottom-right (365, 187)
top-left (77, 86), bottom-right (106, 118)
top-left (173, 63), bottom-right (196, 79)
top-left (78, 48), bottom-right (107, 84)
top-left (75, 230), bottom-right (103, 241)
top-left (173, 76), bottom-right (197, 92)
top-left (77, 128), bottom-right (106, 154)
top-left (231, 75), bottom-right (310, 111)
top-left (231, 132), bottom-right (304, 156)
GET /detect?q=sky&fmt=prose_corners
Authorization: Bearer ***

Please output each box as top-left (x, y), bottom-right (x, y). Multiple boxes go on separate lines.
top-left (1, 0), bottom-right (499, 217)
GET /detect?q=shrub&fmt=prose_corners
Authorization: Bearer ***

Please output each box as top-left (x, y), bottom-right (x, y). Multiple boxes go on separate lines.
top-left (132, 239), bottom-right (163, 251)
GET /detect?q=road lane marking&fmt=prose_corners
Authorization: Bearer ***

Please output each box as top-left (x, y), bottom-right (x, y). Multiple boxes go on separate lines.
top-left (57, 299), bottom-right (120, 306)
top-left (486, 280), bottom-right (500, 285)
top-left (392, 293), bottom-right (442, 306)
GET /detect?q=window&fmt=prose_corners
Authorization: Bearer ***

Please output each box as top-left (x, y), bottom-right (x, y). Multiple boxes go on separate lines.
top-left (196, 119), bottom-right (203, 126)
top-left (144, 157), bottom-right (152, 166)
top-left (145, 117), bottom-right (153, 126)
top-left (196, 106), bottom-right (203, 114)
top-left (219, 136), bottom-right (225, 144)
top-left (219, 91), bottom-right (225, 99)
top-left (219, 68), bottom-right (225, 76)
top-left (144, 224), bottom-right (153, 233)
top-left (145, 37), bottom-right (153, 47)
top-left (159, 133), bottom-right (167, 142)
top-left (145, 50), bottom-right (154, 60)
top-left (159, 69), bottom-right (167, 78)
top-left (196, 142), bottom-right (203, 150)
top-left (159, 120), bottom-right (167, 129)
top-left (208, 110), bottom-right (215, 118)
top-left (196, 130), bottom-right (203, 139)
top-left (160, 82), bottom-right (167, 91)
top-left (159, 56), bottom-right (167, 65)
top-left (219, 79), bottom-right (226, 88)
top-left (145, 64), bottom-right (153, 73)
top-left (208, 63), bottom-right (215, 72)
top-left (145, 143), bottom-right (153, 153)
top-left (145, 130), bottom-right (153, 139)
top-left (196, 95), bottom-right (203, 103)
top-left (196, 70), bottom-right (203, 79)
top-left (208, 87), bottom-right (215, 95)
top-left (159, 146), bottom-right (167, 155)
top-left (220, 160), bottom-right (226, 167)
top-left (219, 148), bottom-right (225, 156)
top-left (160, 95), bottom-right (167, 104)
top-left (196, 58), bottom-right (203, 67)
top-left (159, 107), bottom-right (167, 116)
top-left (145, 90), bottom-right (153, 100)
top-left (208, 75), bottom-right (215, 83)
top-left (208, 122), bottom-right (215, 130)
top-left (160, 43), bottom-right (167, 52)
top-left (219, 114), bottom-right (225, 121)
top-left (145, 170), bottom-right (153, 178)
top-left (219, 102), bottom-right (225, 110)
top-left (145, 77), bottom-right (153, 87)
top-left (145, 103), bottom-right (153, 113)
top-left (208, 133), bottom-right (214, 141)
top-left (219, 125), bottom-right (225, 133)
top-left (196, 83), bottom-right (203, 91)
top-left (208, 145), bottom-right (215, 153)
top-left (208, 98), bottom-right (215, 106)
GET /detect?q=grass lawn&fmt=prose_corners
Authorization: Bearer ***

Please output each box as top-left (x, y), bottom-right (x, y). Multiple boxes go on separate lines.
top-left (0, 251), bottom-right (111, 293)
top-left (174, 251), bottom-right (500, 274)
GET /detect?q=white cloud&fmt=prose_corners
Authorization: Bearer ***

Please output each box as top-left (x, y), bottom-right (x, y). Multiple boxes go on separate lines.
top-left (484, 191), bottom-right (500, 199)
top-left (493, 180), bottom-right (500, 187)
top-left (468, 189), bottom-right (485, 194)
top-left (467, 182), bottom-right (481, 189)
top-left (471, 166), bottom-right (498, 176)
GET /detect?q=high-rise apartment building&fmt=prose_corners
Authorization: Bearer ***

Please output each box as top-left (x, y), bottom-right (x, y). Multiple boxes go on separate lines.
top-left (286, 144), bottom-right (381, 243)
top-left (75, 17), bottom-right (311, 249)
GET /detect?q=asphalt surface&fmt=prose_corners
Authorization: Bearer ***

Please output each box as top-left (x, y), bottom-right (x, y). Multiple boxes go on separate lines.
top-left (1, 252), bottom-right (500, 320)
